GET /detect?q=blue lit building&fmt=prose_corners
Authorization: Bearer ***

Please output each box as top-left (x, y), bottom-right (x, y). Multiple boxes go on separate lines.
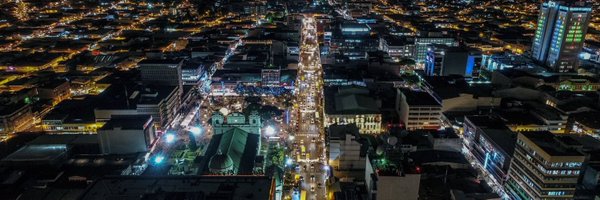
top-left (414, 37), bottom-right (456, 63)
top-left (425, 45), bottom-right (480, 77)
top-left (531, 1), bottom-right (592, 72)
top-left (463, 115), bottom-right (517, 186)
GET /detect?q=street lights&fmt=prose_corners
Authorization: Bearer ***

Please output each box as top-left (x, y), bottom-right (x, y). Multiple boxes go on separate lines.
top-left (154, 155), bottom-right (165, 164)
top-left (165, 133), bottom-right (175, 143)
top-left (190, 126), bottom-right (202, 135)
top-left (265, 126), bottom-right (276, 136)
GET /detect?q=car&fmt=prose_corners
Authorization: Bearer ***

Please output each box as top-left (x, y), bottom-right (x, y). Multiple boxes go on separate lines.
top-left (311, 186), bottom-right (315, 192)
top-left (300, 176), bottom-right (304, 182)
top-left (317, 183), bottom-right (322, 188)
top-left (310, 164), bottom-right (315, 170)
top-left (310, 175), bottom-right (315, 181)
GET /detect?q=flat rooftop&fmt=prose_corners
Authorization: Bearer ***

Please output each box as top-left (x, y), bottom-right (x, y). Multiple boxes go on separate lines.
top-left (99, 115), bottom-right (153, 130)
top-left (2, 144), bottom-right (67, 163)
top-left (521, 131), bottom-right (584, 157)
top-left (400, 89), bottom-right (441, 107)
top-left (80, 175), bottom-right (273, 200)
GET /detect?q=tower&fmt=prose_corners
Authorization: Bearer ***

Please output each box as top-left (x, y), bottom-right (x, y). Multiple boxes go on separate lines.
top-left (531, 1), bottom-right (592, 72)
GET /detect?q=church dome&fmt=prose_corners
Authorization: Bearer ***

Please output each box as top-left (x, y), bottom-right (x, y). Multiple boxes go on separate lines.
top-left (209, 150), bottom-right (233, 173)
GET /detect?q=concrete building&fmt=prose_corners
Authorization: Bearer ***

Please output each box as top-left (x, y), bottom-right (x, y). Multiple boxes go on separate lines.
top-left (505, 131), bottom-right (586, 199)
top-left (379, 36), bottom-right (415, 58)
top-left (138, 59), bottom-right (184, 87)
top-left (414, 37), bottom-right (456, 62)
top-left (398, 89), bottom-right (442, 130)
top-left (328, 124), bottom-right (366, 171)
top-left (463, 115), bottom-right (517, 184)
top-left (425, 46), bottom-right (481, 77)
top-left (422, 76), bottom-right (500, 112)
top-left (37, 79), bottom-right (71, 106)
top-left (98, 115), bottom-right (156, 155)
top-left (365, 154), bottom-right (421, 200)
top-left (94, 84), bottom-right (181, 129)
top-left (0, 102), bottom-right (33, 134)
top-left (324, 86), bottom-right (383, 134)
top-left (43, 99), bottom-right (102, 133)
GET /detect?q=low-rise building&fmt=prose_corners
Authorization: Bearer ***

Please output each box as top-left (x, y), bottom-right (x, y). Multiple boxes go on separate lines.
top-left (325, 86), bottom-right (383, 134)
top-left (398, 89), bottom-right (442, 130)
top-left (37, 79), bottom-right (71, 106)
top-left (327, 124), bottom-right (367, 171)
top-left (0, 102), bottom-right (33, 134)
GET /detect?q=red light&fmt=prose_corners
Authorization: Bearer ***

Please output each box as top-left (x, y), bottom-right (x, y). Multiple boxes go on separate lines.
top-left (415, 166), bottom-right (421, 173)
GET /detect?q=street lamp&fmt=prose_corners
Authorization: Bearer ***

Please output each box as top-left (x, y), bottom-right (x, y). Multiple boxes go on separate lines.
top-left (154, 155), bottom-right (165, 164)
top-left (190, 126), bottom-right (201, 135)
top-left (265, 126), bottom-right (276, 136)
top-left (165, 133), bottom-right (175, 143)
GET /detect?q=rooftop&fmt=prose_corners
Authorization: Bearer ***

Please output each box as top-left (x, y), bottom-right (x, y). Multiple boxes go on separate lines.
top-left (400, 89), bottom-right (441, 106)
top-left (520, 131), bottom-right (584, 157)
top-left (99, 115), bottom-right (153, 130)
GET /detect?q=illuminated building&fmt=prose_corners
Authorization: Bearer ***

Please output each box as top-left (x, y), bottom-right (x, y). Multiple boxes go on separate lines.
top-left (261, 69), bottom-right (281, 87)
top-left (481, 54), bottom-right (533, 71)
top-left (0, 102), bottom-right (33, 134)
top-left (379, 36), bottom-right (415, 58)
top-left (327, 124), bottom-right (366, 171)
top-left (422, 76), bottom-right (501, 112)
top-left (397, 89), bottom-right (442, 130)
top-left (211, 111), bottom-right (261, 136)
top-left (463, 115), bottom-right (517, 185)
top-left (425, 45), bottom-right (481, 77)
top-left (37, 79), bottom-right (71, 106)
top-left (324, 86), bottom-right (383, 135)
top-left (414, 37), bottom-right (456, 63)
top-left (206, 112), bottom-right (262, 175)
top-left (505, 131), bottom-right (585, 199)
top-left (43, 99), bottom-right (104, 133)
top-left (332, 23), bottom-right (377, 61)
top-left (568, 111), bottom-right (600, 139)
top-left (531, 1), bottom-right (592, 72)
top-left (365, 151), bottom-right (421, 200)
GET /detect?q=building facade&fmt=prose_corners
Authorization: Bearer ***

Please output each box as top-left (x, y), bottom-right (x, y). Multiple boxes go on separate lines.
top-left (98, 115), bottom-right (156, 154)
top-left (0, 103), bottom-right (33, 134)
top-left (531, 1), bottom-right (592, 72)
top-left (505, 131), bottom-right (585, 199)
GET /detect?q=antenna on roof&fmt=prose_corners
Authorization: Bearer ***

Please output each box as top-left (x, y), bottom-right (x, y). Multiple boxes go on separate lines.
top-left (124, 85), bottom-right (130, 108)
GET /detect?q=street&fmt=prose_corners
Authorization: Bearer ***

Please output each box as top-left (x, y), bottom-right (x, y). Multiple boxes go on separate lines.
top-left (286, 15), bottom-right (329, 200)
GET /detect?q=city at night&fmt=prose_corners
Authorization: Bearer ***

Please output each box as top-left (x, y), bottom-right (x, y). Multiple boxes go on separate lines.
top-left (0, 0), bottom-right (599, 199)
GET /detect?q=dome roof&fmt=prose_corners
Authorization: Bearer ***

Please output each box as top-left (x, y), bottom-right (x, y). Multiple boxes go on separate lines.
top-left (209, 150), bottom-right (233, 171)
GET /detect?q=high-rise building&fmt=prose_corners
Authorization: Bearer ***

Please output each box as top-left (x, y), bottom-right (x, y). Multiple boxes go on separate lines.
top-left (98, 115), bottom-right (156, 155)
top-left (414, 37), bottom-right (456, 63)
top-left (138, 59), bottom-right (184, 87)
top-left (531, 1), bottom-right (592, 72)
top-left (505, 131), bottom-right (585, 199)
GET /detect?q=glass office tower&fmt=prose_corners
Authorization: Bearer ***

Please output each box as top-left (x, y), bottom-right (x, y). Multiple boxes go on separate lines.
top-left (531, 1), bottom-right (591, 73)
